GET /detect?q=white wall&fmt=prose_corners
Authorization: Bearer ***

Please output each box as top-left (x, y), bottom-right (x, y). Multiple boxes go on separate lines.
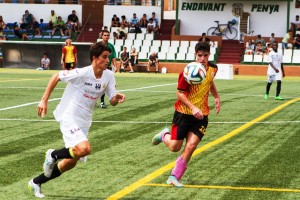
top-left (103, 5), bottom-right (161, 28)
top-left (0, 3), bottom-right (82, 24)
top-left (178, 0), bottom-right (296, 37)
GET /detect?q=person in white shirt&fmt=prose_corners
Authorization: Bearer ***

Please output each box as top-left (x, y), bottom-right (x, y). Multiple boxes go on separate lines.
top-left (28, 42), bottom-right (126, 198)
top-left (264, 41), bottom-right (285, 100)
top-left (41, 53), bottom-right (50, 70)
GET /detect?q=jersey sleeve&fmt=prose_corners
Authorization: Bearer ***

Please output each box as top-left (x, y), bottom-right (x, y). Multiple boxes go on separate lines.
top-left (62, 46), bottom-right (66, 53)
top-left (58, 68), bottom-right (84, 83)
top-left (177, 72), bottom-right (189, 92)
top-left (73, 46), bottom-right (78, 53)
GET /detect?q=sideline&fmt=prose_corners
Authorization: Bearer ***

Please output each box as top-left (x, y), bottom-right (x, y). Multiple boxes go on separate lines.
top-left (105, 98), bottom-right (300, 200)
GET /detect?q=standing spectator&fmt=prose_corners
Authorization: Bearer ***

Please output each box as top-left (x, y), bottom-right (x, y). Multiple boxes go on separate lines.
top-left (68, 10), bottom-right (80, 32)
top-left (245, 39), bottom-right (255, 55)
top-left (147, 52), bottom-right (159, 73)
top-left (51, 16), bottom-right (65, 37)
top-left (99, 30), bottom-right (118, 108)
top-left (269, 33), bottom-right (275, 44)
top-left (0, 27), bottom-right (6, 40)
top-left (290, 15), bottom-right (300, 36)
top-left (130, 47), bottom-right (139, 66)
top-left (293, 34), bottom-right (300, 49)
top-left (151, 42), bottom-right (220, 187)
top-left (139, 13), bottom-right (148, 28)
top-left (130, 13), bottom-right (139, 28)
top-left (41, 53), bottom-right (50, 70)
top-left (99, 26), bottom-right (108, 39)
top-left (13, 22), bottom-right (30, 41)
top-left (120, 15), bottom-right (129, 27)
top-left (21, 10), bottom-right (36, 29)
top-left (61, 38), bottom-right (77, 70)
top-left (255, 34), bottom-right (266, 48)
top-left (264, 41), bottom-right (285, 100)
top-left (0, 16), bottom-right (6, 29)
top-left (119, 47), bottom-right (134, 73)
top-left (111, 14), bottom-right (120, 27)
top-left (28, 42), bottom-right (126, 199)
top-left (48, 10), bottom-right (58, 29)
top-left (282, 31), bottom-right (293, 49)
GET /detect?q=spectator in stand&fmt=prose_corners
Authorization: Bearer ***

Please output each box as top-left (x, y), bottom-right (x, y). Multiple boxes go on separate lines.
top-left (0, 27), bottom-right (6, 40)
top-left (48, 10), bottom-right (58, 29)
top-left (111, 14), bottom-right (120, 27)
top-left (290, 15), bottom-right (300, 36)
top-left (130, 13), bottom-right (139, 28)
top-left (65, 20), bottom-right (72, 36)
top-left (282, 30), bottom-right (293, 49)
top-left (265, 43), bottom-right (273, 55)
top-left (41, 53), bottom-right (50, 70)
top-left (198, 32), bottom-right (210, 43)
top-left (68, 10), bottom-right (80, 32)
top-left (21, 10), bottom-right (36, 29)
top-left (149, 12), bottom-right (159, 28)
top-left (147, 18), bottom-right (158, 34)
top-left (0, 16), bottom-right (6, 30)
top-left (120, 15), bottom-right (129, 27)
top-left (112, 31), bottom-right (118, 40)
top-left (51, 16), bottom-right (65, 37)
top-left (140, 13), bottom-right (148, 28)
top-left (147, 52), bottom-right (159, 73)
top-left (13, 22), bottom-right (31, 41)
top-left (293, 34), bottom-right (300, 49)
top-left (117, 23), bottom-right (127, 40)
top-left (255, 34), bottom-right (266, 48)
top-left (255, 42), bottom-right (264, 55)
top-left (39, 19), bottom-right (48, 32)
top-left (130, 47), bottom-right (138, 66)
top-left (269, 33), bottom-right (275, 44)
top-left (119, 47), bottom-right (134, 73)
top-left (245, 39), bottom-right (255, 55)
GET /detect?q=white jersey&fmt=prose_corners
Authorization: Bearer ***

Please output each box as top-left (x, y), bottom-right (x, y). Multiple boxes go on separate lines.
top-left (41, 58), bottom-right (50, 65)
top-left (53, 65), bottom-right (117, 126)
top-left (267, 50), bottom-right (282, 75)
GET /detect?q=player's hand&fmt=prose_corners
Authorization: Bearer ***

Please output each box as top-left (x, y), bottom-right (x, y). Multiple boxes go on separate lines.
top-left (215, 97), bottom-right (220, 114)
top-left (192, 107), bottom-right (204, 119)
top-left (275, 68), bottom-right (279, 73)
top-left (37, 100), bottom-right (48, 117)
top-left (115, 93), bottom-right (126, 103)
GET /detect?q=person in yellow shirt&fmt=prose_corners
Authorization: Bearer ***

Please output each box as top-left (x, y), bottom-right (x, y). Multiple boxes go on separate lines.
top-left (61, 38), bottom-right (78, 70)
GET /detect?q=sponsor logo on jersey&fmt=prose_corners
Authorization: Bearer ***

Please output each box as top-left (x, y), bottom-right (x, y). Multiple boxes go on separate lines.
top-left (85, 82), bottom-right (92, 86)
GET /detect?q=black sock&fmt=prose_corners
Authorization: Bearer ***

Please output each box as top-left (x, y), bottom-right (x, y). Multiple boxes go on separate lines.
top-left (51, 147), bottom-right (73, 161)
top-left (266, 82), bottom-right (272, 94)
top-left (33, 163), bottom-right (62, 185)
top-left (101, 94), bottom-right (105, 103)
top-left (276, 81), bottom-right (281, 96)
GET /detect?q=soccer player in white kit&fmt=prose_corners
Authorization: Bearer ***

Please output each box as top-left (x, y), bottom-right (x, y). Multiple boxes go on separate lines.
top-left (264, 41), bottom-right (285, 100)
top-left (28, 42), bottom-right (126, 198)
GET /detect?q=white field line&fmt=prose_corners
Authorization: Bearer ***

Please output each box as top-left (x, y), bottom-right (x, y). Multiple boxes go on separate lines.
top-left (0, 118), bottom-right (299, 124)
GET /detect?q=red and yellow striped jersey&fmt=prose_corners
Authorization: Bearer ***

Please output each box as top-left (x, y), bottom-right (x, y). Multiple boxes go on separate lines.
top-left (174, 62), bottom-right (218, 116)
top-left (62, 45), bottom-right (77, 63)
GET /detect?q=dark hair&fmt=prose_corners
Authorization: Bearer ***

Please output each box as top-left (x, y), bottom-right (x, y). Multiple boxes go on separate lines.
top-left (43, 53), bottom-right (48, 56)
top-left (102, 29), bottom-right (110, 35)
top-left (89, 42), bottom-right (111, 62)
top-left (195, 42), bottom-right (210, 53)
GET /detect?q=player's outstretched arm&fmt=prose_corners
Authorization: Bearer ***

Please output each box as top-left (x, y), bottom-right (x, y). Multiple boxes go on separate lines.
top-left (210, 82), bottom-right (220, 114)
top-left (110, 93), bottom-right (126, 106)
top-left (38, 73), bottom-right (60, 117)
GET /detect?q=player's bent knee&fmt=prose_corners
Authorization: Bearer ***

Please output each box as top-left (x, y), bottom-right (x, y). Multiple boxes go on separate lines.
top-left (169, 145), bottom-right (181, 152)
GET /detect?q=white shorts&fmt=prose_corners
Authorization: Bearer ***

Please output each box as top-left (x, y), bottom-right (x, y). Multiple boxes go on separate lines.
top-left (60, 120), bottom-right (89, 148)
top-left (267, 72), bottom-right (282, 83)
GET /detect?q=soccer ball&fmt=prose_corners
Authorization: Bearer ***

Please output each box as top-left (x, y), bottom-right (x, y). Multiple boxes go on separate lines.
top-left (183, 62), bottom-right (206, 84)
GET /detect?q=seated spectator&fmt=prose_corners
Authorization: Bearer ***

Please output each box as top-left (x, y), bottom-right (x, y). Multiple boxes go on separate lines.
top-left (120, 47), bottom-right (134, 73)
top-left (117, 23), bottom-right (127, 40)
top-left (0, 27), bottom-right (6, 40)
top-left (147, 18), bottom-right (158, 34)
top-left (120, 15), bottom-right (129, 27)
top-left (149, 12), bottom-right (159, 28)
top-left (130, 13), bottom-right (139, 28)
top-left (13, 22), bottom-right (30, 41)
top-left (255, 34), bottom-right (266, 48)
top-left (68, 10), bottom-right (80, 32)
top-left (130, 47), bottom-right (139, 66)
top-left (21, 10), bottom-right (36, 30)
top-left (113, 31), bottom-right (118, 40)
top-left (147, 52), bottom-right (159, 73)
top-left (269, 33), bottom-right (275, 44)
top-left (29, 21), bottom-right (41, 36)
top-left (111, 14), bottom-right (120, 27)
top-left (198, 32), bottom-right (210, 43)
top-left (65, 20), bottom-right (72, 36)
top-left (41, 53), bottom-right (50, 70)
top-left (245, 39), bottom-right (255, 55)
top-left (0, 16), bottom-right (6, 30)
top-left (139, 13), bottom-right (148, 28)
top-left (48, 10), bottom-right (58, 29)
top-left (293, 34), bottom-right (300, 49)
top-left (255, 42), bottom-right (264, 55)
top-left (265, 43), bottom-right (273, 55)
top-left (282, 30), bottom-right (293, 49)
top-left (39, 19), bottom-right (48, 31)
top-left (51, 16), bottom-right (65, 37)
top-left (290, 15), bottom-right (300, 36)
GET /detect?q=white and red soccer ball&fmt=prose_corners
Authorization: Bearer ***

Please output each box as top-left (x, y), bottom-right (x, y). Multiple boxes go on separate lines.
top-left (183, 62), bottom-right (206, 85)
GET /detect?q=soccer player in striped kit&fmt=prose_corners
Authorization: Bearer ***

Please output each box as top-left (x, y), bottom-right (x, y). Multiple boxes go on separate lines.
top-left (152, 42), bottom-right (221, 187)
